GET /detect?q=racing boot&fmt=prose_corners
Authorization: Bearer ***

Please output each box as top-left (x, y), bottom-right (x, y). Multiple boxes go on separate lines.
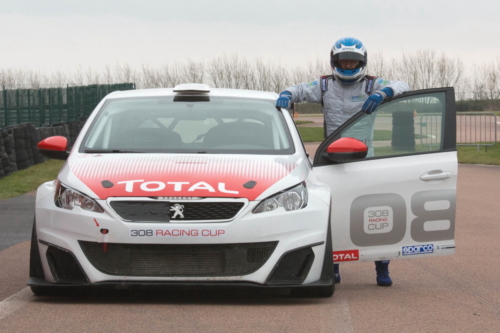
top-left (334, 263), bottom-right (341, 284)
top-left (375, 260), bottom-right (392, 287)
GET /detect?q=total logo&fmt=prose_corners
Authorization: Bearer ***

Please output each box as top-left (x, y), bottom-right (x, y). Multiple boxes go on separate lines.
top-left (117, 180), bottom-right (239, 194)
top-left (402, 244), bottom-right (434, 256)
top-left (333, 250), bottom-right (359, 262)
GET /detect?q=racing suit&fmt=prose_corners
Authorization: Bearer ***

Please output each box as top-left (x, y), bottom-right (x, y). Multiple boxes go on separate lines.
top-left (285, 75), bottom-right (410, 135)
top-left (285, 75), bottom-right (410, 283)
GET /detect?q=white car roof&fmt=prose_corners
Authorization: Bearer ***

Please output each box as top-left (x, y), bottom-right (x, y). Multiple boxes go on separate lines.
top-left (105, 87), bottom-right (279, 101)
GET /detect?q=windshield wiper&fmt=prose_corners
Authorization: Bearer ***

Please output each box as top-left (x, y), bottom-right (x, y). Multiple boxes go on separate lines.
top-left (83, 149), bottom-right (143, 153)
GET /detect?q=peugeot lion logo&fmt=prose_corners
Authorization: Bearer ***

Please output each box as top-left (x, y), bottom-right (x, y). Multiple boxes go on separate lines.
top-left (170, 204), bottom-right (185, 218)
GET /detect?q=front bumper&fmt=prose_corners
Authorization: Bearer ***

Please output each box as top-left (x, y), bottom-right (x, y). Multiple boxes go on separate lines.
top-left (32, 182), bottom-right (331, 287)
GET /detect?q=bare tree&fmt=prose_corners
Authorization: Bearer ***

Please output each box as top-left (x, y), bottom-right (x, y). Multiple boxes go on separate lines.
top-left (206, 55), bottom-right (258, 90)
top-left (368, 52), bottom-right (395, 79)
top-left (484, 59), bottom-right (500, 100)
top-left (454, 76), bottom-right (471, 102)
top-left (470, 64), bottom-right (488, 101)
top-left (141, 64), bottom-right (161, 88)
top-left (0, 51), bottom-right (495, 105)
top-left (28, 71), bottom-right (44, 89)
top-left (435, 54), bottom-right (464, 88)
top-left (73, 65), bottom-right (86, 86)
top-left (113, 63), bottom-right (137, 85)
top-left (49, 70), bottom-right (68, 88)
top-left (103, 65), bottom-right (114, 85)
top-left (84, 67), bottom-right (100, 85)
top-left (254, 59), bottom-right (274, 92)
top-left (162, 63), bottom-right (184, 87)
top-left (270, 62), bottom-right (289, 93)
top-left (183, 60), bottom-right (204, 84)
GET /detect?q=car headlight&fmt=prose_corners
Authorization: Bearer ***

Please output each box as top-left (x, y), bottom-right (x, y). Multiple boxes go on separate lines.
top-left (253, 182), bottom-right (308, 214)
top-left (54, 180), bottom-right (104, 213)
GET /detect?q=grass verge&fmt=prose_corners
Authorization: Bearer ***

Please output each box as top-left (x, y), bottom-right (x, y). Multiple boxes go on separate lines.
top-left (294, 120), bottom-right (314, 125)
top-left (299, 127), bottom-right (325, 142)
top-left (0, 160), bottom-right (64, 200)
top-left (298, 114), bottom-right (323, 117)
top-left (457, 143), bottom-right (500, 165)
top-left (298, 127), bottom-right (424, 142)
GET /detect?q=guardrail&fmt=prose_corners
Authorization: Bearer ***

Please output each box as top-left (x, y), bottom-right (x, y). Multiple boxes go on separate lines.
top-left (456, 112), bottom-right (497, 151)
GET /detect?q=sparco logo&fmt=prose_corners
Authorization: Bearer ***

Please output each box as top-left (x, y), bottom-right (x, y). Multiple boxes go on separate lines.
top-left (402, 244), bottom-right (434, 256)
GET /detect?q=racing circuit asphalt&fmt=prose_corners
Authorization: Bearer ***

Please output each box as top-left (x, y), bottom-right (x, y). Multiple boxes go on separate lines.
top-left (0, 150), bottom-right (499, 332)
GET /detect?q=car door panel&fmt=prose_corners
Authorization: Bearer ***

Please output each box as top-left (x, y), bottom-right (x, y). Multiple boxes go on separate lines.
top-left (312, 88), bottom-right (457, 262)
top-left (314, 152), bottom-right (456, 261)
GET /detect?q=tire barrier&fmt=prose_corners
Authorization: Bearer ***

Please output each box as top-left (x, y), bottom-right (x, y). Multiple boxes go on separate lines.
top-left (0, 118), bottom-right (87, 179)
top-left (392, 110), bottom-right (416, 151)
top-left (0, 83), bottom-right (135, 128)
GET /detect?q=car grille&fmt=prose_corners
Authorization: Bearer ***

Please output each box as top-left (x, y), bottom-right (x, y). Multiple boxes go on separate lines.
top-left (109, 201), bottom-right (245, 222)
top-left (79, 241), bottom-right (278, 277)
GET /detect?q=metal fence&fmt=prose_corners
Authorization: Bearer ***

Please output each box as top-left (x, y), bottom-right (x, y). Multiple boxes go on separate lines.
top-left (418, 113), bottom-right (497, 151)
top-left (418, 114), bottom-right (442, 150)
top-left (456, 112), bottom-right (497, 151)
top-left (0, 83), bottom-right (135, 129)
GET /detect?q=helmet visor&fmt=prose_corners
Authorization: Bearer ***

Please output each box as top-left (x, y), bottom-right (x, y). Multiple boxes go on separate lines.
top-left (332, 52), bottom-right (366, 68)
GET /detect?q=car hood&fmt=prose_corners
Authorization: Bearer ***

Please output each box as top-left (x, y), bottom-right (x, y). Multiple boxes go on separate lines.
top-left (62, 153), bottom-right (307, 201)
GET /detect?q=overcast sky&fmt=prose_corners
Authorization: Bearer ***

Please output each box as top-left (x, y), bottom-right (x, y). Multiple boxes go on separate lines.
top-left (1, 0), bottom-right (499, 73)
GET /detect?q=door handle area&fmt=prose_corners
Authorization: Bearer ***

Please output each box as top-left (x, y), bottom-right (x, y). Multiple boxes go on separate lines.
top-left (420, 171), bottom-right (452, 181)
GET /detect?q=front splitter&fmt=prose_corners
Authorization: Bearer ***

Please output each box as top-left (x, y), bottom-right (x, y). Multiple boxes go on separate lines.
top-left (28, 277), bottom-right (333, 289)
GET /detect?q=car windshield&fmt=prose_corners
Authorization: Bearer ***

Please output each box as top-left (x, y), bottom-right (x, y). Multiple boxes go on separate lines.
top-left (80, 95), bottom-right (294, 155)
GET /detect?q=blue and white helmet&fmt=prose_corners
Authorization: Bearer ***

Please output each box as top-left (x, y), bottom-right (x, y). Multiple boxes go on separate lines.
top-left (330, 37), bottom-right (367, 84)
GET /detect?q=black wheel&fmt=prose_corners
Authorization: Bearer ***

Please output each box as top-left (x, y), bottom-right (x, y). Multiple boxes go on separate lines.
top-left (291, 282), bottom-right (335, 298)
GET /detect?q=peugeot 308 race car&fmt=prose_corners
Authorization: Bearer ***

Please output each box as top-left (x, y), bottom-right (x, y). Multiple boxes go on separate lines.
top-left (29, 84), bottom-right (458, 297)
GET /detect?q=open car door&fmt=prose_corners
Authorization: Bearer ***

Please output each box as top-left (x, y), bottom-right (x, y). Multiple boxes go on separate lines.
top-left (312, 88), bottom-right (457, 263)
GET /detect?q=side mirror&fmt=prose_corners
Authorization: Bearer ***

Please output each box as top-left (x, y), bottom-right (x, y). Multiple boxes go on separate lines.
top-left (38, 136), bottom-right (70, 160)
top-left (324, 137), bottom-right (368, 163)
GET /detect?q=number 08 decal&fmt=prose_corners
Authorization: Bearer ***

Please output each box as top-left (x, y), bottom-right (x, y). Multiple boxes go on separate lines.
top-left (350, 190), bottom-right (455, 247)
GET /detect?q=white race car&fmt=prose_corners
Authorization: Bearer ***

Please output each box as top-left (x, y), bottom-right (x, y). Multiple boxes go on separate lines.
top-left (29, 84), bottom-right (457, 297)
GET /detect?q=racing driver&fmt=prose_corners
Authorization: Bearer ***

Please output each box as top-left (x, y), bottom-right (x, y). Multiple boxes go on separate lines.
top-left (276, 37), bottom-right (410, 286)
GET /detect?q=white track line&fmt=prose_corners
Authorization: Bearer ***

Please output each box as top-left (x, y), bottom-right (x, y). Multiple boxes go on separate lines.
top-left (320, 294), bottom-right (354, 333)
top-left (0, 287), bottom-right (32, 321)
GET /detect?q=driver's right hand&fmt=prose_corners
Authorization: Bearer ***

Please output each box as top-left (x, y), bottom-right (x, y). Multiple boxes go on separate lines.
top-left (276, 91), bottom-right (292, 108)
